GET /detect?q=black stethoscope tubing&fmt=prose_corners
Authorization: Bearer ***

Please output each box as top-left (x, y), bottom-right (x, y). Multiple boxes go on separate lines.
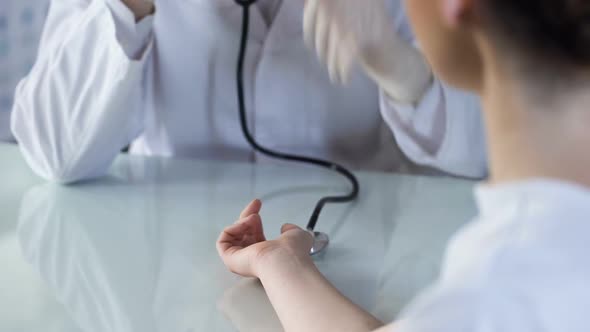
top-left (234, 1), bottom-right (360, 235)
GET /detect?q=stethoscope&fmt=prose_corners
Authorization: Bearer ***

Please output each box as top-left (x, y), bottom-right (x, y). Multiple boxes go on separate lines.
top-left (232, 0), bottom-right (359, 255)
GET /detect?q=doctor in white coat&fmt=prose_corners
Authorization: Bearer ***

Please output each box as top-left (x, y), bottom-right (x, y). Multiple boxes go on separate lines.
top-left (10, 0), bottom-right (486, 183)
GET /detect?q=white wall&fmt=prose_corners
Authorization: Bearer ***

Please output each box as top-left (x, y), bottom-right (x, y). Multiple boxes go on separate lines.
top-left (0, 0), bottom-right (48, 142)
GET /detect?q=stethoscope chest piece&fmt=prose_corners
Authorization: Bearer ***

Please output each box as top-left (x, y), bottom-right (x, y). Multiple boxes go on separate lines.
top-left (309, 231), bottom-right (330, 256)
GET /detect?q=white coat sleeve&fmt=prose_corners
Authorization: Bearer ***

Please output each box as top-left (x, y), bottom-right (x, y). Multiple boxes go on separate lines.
top-left (380, 82), bottom-right (487, 179)
top-left (11, 0), bottom-right (154, 183)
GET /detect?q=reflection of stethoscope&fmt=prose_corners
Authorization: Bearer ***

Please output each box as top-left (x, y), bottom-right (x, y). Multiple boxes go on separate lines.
top-left (233, 0), bottom-right (359, 255)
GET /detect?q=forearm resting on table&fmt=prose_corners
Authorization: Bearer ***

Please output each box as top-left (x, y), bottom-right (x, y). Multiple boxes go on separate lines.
top-left (258, 254), bottom-right (385, 332)
top-left (121, 0), bottom-right (155, 21)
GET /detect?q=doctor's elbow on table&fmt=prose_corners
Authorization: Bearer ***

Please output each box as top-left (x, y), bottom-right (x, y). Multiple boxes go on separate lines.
top-left (10, 0), bottom-right (153, 183)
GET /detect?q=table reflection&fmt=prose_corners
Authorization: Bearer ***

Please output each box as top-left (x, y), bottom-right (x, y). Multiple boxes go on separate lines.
top-left (10, 154), bottom-right (475, 332)
top-left (14, 157), bottom-right (359, 332)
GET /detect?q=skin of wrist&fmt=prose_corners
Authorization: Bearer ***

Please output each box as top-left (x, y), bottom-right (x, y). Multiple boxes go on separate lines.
top-left (254, 246), bottom-right (316, 280)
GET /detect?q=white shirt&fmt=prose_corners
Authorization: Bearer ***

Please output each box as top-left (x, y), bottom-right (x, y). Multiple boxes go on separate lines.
top-left (393, 180), bottom-right (590, 332)
top-left (10, 0), bottom-right (486, 183)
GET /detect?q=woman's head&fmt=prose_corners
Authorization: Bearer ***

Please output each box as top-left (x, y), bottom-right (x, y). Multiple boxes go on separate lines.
top-left (405, 0), bottom-right (590, 92)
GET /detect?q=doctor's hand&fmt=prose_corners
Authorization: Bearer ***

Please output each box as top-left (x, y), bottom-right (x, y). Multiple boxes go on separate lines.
top-left (303, 0), bottom-right (432, 104)
top-left (216, 200), bottom-right (314, 278)
top-left (121, 0), bottom-right (155, 21)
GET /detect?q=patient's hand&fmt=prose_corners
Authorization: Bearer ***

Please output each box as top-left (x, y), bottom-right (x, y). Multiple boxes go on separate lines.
top-left (216, 200), bottom-right (314, 278)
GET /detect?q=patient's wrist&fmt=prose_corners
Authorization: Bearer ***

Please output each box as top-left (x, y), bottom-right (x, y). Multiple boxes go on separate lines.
top-left (256, 247), bottom-right (316, 281)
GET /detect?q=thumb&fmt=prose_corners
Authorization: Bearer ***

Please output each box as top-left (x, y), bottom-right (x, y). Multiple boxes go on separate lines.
top-left (280, 223), bottom-right (302, 234)
top-left (280, 224), bottom-right (314, 249)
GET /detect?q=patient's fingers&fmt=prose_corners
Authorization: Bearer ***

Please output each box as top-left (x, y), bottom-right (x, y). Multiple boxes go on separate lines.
top-left (239, 199), bottom-right (262, 219)
top-left (217, 222), bottom-right (249, 254)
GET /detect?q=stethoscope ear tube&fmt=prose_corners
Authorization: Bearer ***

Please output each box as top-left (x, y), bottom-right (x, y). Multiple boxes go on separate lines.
top-left (232, 0), bottom-right (359, 255)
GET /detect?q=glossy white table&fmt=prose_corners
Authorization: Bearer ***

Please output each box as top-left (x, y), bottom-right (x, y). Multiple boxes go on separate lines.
top-left (0, 143), bottom-right (477, 332)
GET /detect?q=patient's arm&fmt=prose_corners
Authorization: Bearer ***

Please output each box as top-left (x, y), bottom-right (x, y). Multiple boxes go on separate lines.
top-left (257, 249), bottom-right (384, 332)
top-left (217, 200), bottom-right (385, 332)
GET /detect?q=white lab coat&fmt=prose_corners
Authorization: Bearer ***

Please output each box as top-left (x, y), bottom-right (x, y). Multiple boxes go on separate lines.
top-left (11, 0), bottom-right (486, 183)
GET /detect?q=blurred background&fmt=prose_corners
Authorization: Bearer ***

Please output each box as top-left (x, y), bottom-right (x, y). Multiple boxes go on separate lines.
top-left (0, 0), bottom-right (48, 142)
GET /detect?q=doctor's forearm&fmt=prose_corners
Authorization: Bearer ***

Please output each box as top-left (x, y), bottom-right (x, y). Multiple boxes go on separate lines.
top-left (258, 254), bottom-right (384, 332)
top-left (12, 0), bottom-right (148, 182)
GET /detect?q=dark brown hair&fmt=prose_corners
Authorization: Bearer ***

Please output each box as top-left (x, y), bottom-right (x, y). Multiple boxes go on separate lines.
top-left (484, 0), bottom-right (590, 66)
